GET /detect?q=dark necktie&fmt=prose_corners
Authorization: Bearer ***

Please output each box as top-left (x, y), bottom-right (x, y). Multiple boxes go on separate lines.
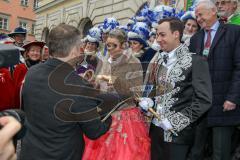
top-left (163, 54), bottom-right (169, 64)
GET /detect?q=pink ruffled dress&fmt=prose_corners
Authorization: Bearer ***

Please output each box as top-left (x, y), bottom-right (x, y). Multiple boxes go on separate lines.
top-left (82, 107), bottom-right (150, 160)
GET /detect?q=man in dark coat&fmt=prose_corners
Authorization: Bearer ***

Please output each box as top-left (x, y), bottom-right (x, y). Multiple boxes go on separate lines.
top-left (189, 1), bottom-right (240, 160)
top-left (20, 24), bottom-right (116, 160)
top-left (139, 17), bottom-right (212, 160)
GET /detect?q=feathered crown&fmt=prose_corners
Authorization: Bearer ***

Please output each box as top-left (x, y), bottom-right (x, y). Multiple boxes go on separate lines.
top-left (181, 11), bottom-right (196, 21)
top-left (117, 25), bottom-right (129, 34)
top-left (153, 5), bottom-right (175, 19)
top-left (128, 22), bottom-right (150, 48)
top-left (102, 17), bottom-right (119, 33)
top-left (136, 4), bottom-right (149, 22)
top-left (86, 27), bottom-right (102, 43)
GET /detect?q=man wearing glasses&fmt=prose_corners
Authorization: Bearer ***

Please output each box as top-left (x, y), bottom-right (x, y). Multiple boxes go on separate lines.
top-left (215, 0), bottom-right (240, 24)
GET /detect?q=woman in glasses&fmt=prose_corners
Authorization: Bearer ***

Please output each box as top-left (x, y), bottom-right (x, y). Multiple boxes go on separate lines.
top-left (83, 28), bottom-right (150, 160)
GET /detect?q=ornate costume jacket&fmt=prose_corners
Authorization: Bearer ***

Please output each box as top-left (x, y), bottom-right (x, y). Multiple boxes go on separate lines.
top-left (144, 44), bottom-right (212, 144)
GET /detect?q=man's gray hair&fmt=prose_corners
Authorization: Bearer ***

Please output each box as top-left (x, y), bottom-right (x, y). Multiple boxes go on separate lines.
top-left (196, 0), bottom-right (217, 10)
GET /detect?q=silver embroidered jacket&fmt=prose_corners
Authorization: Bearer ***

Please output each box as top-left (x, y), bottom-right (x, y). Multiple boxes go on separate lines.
top-left (144, 44), bottom-right (212, 143)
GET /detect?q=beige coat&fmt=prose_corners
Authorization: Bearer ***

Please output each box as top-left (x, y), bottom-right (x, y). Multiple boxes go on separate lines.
top-left (96, 50), bottom-right (143, 98)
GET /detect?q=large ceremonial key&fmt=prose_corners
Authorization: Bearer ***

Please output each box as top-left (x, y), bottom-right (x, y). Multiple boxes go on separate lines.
top-left (147, 107), bottom-right (178, 136)
top-left (136, 95), bottom-right (178, 137)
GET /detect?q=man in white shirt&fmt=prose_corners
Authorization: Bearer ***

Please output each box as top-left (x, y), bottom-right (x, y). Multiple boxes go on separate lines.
top-left (189, 1), bottom-right (240, 160)
top-left (139, 17), bottom-right (212, 160)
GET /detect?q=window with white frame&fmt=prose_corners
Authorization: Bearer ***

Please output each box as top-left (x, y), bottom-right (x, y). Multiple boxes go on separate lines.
top-left (21, 0), bottom-right (28, 6)
top-left (33, 0), bottom-right (38, 9)
top-left (19, 21), bottom-right (27, 30)
top-left (0, 16), bottom-right (9, 30)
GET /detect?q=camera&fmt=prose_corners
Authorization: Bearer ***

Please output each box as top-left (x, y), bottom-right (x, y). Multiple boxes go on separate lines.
top-left (0, 44), bottom-right (20, 68)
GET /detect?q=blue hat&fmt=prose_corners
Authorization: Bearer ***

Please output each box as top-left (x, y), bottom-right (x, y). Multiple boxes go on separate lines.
top-left (128, 22), bottom-right (149, 48)
top-left (176, 10), bottom-right (186, 20)
top-left (86, 27), bottom-right (102, 43)
top-left (153, 5), bottom-right (175, 20)
top-left (147, 9), bottom-right (158, 22)
top-left (8, 27), bottom-right (27, 37)
top-left (97, 24), bottom-right (104, 32)
top-left (117, 25), bottom-right (129, 34)
top-left (102, 17), bottom-right (119, 33)
top-left (181, 11), bottom-right (196, 21)
top-left (149, 28), bottom-right (156, 37)
top-left (127, 17), bottom-right (137, 29)
top-left (136, 4), bottom-right (149, 22)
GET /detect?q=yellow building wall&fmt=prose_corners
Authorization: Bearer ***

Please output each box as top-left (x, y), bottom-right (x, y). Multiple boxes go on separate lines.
top-left (37, 0), bottom-right (83, 17)
top-left (34, 0), bottom-right (147, 40)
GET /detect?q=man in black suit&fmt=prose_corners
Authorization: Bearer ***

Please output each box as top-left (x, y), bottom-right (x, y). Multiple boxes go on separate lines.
top-left (139, 17), bottom-right (212, 160)
top-left (19, 24), bottom-right (115, 160)
top-left (189, 0), bottom-right (240, 160)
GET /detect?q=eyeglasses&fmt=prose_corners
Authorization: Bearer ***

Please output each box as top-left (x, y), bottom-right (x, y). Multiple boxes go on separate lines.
top-left (215, 0), bottom-right (231, 6)
top-left (106, 43), bottom-right (118, 49)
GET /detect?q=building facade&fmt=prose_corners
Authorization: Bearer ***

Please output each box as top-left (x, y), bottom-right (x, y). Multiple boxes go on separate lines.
top-left (0, 0), bottom-right (36, 41)
top-left (34, 0), bottom-right (149, 42)
top-left (34, 0), bottom-right (240, 42)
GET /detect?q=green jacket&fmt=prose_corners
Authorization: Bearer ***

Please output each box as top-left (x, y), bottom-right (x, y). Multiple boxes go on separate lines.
top-left (228, 13), bottom-right (240, 25)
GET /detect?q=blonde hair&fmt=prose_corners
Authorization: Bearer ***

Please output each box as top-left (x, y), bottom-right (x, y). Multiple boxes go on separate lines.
top-left (108, 29), bottom-right (127, 44)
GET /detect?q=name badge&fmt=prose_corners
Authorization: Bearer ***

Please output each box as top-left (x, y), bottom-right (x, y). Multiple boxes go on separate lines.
top-left (203, 48), bottom-right (210, 57)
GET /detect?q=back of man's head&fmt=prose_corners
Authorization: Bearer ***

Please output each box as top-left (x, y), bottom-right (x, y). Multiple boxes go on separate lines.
top-left (48, 23), bottom-right (81, 58)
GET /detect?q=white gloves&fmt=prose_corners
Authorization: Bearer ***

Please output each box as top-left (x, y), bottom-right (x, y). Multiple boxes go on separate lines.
top-left (159, 118), bottom-right (173, 131)
top-left (139, 98), bottom-right (173, 132)
top-left (138, 97), bottom-right (154, 111)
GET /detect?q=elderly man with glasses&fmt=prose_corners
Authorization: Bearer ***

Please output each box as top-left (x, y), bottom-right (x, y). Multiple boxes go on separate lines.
top-left (215, 0), bottom-right (240, 24)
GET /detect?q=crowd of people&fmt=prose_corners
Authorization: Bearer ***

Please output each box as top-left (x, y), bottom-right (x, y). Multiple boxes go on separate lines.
top-left (0, 0), bottom-right (240, 160)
